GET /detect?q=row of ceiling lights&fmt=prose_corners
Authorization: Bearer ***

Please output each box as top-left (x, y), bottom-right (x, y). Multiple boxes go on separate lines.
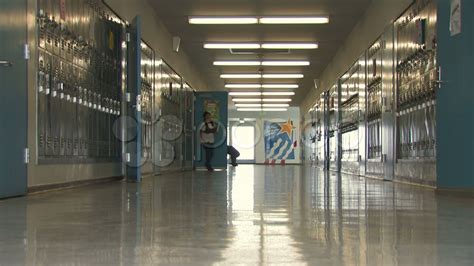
top-left (213, 60), bottom-right (310, 66)
top-left (189, 16), bottom-right (329, 25)
top-left (189, 16), bottom-right (329, 111)
top-left (221, 74), bottom-right (303, 79)
top-left (204, 43), bottom-right (318, 49)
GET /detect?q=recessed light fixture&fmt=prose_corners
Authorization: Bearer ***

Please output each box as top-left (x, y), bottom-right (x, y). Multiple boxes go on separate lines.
top-left (259, 16), bottom-right (329, 24)
top-left (214, 60), bottom-right (310, 66)
top-left (232, 98), bottom-right (263, 102)
top-left (235, 103), bottom-right (290, 108)
top-left (261, 108), bottom-right (288, 111)
top-left (204, 43), bottom-right (261, 49)
top-left (235, 103), bottom-right (263, 107)
top-left (262, 98), bottom-right (292, 102)
top-left (229, 92), bottom-right (263, 96)
top-left (232, 98), bottom-right (293, 103)
top-left (205, 43), bottom-right (318, 50)
top-left (189, 16), bottom-right (329, 25)
top-left (262, 61), bottom-right (310, 66)
top-left (261, 43), bottom-right (318, 49)
top-left (189, 17), bottom-right (258, 24)
top-left (214, 61), bottom-right (261, 66)
top-left (262, 92), bottom-right (295, 96)
top-left (262, 104), bottom-right (290, 107)
top-left (226, 84), bottom-right (299, 89)
top-left (237, 108), bottom-right (288, 112)
top-left (229, 91), bottom-right (295, 96)
top-left (262, 74), bottom-right (304, 79)
top-left (221, 74), bottom-right (304, 79)
top-left (226, 84), bottom-right (262, 89)
top-left (221, 74), bottom-right (262, 79)
top-left (262, 84), bottom-right (299, 89)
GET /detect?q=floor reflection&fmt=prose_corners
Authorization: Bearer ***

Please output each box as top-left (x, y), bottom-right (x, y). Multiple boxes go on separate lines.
top-left (0, 165), bottom-right (472, 265)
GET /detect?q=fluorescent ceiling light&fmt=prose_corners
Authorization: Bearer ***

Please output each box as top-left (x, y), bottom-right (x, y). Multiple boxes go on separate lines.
top-left (221, 74), bottom-right (262, 79)
top-left (189, 17), bottom-right (258, 24)
top-left (259, 16), bottom-right (329, 24)
top-left (226, 84), bottom-right (262, 89)
top-left (262, 104), bottom-right (290, 107)
top-left (235, 104), bottom-right (262, 107)
top-left (237, 108), bottom-right (288, 112)
top-left (221, 74), bottom-right (304, 79)
top-left (204, 43), bottom-right (261, 49)
top-left (229, 92), bottom-right (262, 96)
top-left (262, 108), bottom-right (288, 111)
top-left (262, 84), bottom-right (299, 89)
top-left (207, 43), bottom-right (317, 50)
top-left (262, 98), bottom-right (292, 102)
top-left (262, 74), bottom-right (304, 79)
top-left (214, 61), bottom-right (261, 66)
top-left (232, 98), bottom-right (262, 102)
top-left (189, 16), bottom-right (329, 25)
top-left (262, 92), bottom-right (295, 96)
top-left (235, 104), bottom-right (290, 108)
top-left (230, 92), bottom-right (295, 96)
top-left (261, 43), bottom-right (318, 49)
top-left (237, 108), bottom-right (263, 112)
top-left (262, 61), bottom-right (310, 66)
top-left (227, 84), bottom-right (298, 89)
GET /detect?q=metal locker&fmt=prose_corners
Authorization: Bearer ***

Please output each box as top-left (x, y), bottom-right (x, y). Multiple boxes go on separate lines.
top-left (37, 52), bottom-right (48, 157)
top-left (50, 57), bottom-right (61, 156)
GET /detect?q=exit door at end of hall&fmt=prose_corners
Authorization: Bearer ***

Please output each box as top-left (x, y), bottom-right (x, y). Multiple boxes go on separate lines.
top-left (228, 120), bottom-right (257, 164)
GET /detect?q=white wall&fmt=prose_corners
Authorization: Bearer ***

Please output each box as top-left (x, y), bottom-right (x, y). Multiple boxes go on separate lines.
top-left (229, 107), bottom-right (302, 164)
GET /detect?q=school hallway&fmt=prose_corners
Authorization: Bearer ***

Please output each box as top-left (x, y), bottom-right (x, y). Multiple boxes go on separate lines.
top-left (1, 165), bottom-right (472, 265)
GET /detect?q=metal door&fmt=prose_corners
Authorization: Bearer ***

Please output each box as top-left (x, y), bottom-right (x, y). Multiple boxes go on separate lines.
top-left (0, 0), bottom-right (28, 198)
top-left (194, 92), bottom-right (229, 169)
top-left (126, 16), bottom-right (142, 182)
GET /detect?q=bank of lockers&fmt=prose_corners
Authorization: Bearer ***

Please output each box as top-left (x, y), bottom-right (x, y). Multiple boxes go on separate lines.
top-left (37, 0), bottom-right (123, 163)
top-left (305, 0), bottom-right (438, 184)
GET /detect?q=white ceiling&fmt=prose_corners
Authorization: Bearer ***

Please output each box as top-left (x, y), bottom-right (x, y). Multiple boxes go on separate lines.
top-left (148, 0), bottom-right (372, 106)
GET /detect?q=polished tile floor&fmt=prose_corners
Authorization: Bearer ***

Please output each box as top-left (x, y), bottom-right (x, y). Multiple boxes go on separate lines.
top-left (0, 165), bottom-right (473, 265)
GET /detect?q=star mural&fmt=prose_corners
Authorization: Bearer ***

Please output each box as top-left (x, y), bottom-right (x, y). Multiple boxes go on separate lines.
top-left (280, 120), bottom-right (295, 136)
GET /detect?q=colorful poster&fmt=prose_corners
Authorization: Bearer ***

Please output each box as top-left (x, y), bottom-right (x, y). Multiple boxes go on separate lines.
top-left (264, 120), bottom-right (297, 161)
top-left (204, 99), bottom-right (220, 120)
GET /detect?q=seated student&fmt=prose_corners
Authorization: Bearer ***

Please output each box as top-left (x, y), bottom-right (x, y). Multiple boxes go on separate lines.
top-left (227, 145), bottom-right (240, 167)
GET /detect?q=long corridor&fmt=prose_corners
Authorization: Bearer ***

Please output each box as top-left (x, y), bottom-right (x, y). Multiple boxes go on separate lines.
top-left (0, 165), bottom-right (473, 265)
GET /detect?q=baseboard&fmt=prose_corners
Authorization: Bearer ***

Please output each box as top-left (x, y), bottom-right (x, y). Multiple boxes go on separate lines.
top-left (436, 188), bottom-right (474, 198)
top-left (28, 176), bottom-right (124, 194)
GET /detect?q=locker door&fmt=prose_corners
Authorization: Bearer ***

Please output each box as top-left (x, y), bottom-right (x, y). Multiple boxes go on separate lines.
top-left (126, 16), bottom-right (142, 182)
top-left (0, 0), bottom-right (28, 198)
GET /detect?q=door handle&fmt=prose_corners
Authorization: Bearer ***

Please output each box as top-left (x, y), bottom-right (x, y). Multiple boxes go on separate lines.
top-left (0, 61), bottom-right (13, 67)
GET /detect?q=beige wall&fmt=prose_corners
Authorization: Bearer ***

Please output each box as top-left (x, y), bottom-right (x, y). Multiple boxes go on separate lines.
top-left (300, 0), bottom-right (412, 113)
top-left (105, 0), bottom-right (209, 91)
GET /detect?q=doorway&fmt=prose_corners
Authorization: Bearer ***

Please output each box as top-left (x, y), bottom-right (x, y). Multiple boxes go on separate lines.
top-left (229, 120), bottom-right (257, 164)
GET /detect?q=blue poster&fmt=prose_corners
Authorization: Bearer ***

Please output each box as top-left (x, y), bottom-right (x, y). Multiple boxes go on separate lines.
top-left (264, 120), bottom-right (296, 160)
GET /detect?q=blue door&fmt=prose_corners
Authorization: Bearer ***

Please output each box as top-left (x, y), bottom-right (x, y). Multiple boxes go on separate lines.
top-left (194, 92), bottom-right (228, 169)
top-left (436, 0), bottom-right (474, 188)
top-left (126, 16), bottom-right (142, 182)
top-left (0, 0), bottom-right (28, 198)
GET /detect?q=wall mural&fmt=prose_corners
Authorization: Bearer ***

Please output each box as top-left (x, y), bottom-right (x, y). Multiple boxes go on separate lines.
top-left (264, 120), bottom-right (297, 163)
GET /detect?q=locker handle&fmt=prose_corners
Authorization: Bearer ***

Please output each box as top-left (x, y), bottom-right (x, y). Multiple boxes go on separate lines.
top-left (0, 61), bottom-right (13, 67)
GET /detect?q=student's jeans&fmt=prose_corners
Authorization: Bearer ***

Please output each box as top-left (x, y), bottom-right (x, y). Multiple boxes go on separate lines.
top-left (203, 144), bottom-right (214, 169)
